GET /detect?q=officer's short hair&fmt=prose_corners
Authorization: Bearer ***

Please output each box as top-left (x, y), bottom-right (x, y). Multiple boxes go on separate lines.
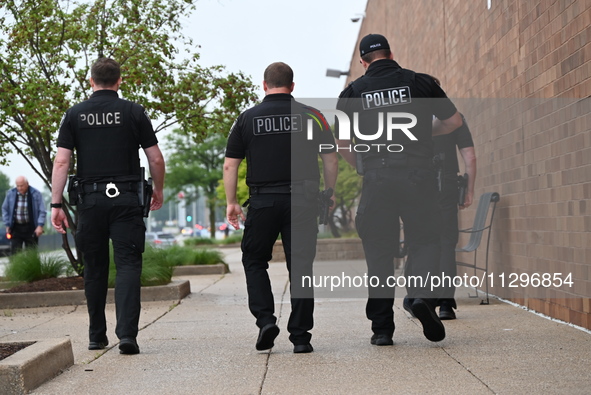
top-left (361, 49), bottom-right (392, 64)
top-left (263, 62), bottom-right (293, 89)
top-left (91, 58), bottom-right (121, 87)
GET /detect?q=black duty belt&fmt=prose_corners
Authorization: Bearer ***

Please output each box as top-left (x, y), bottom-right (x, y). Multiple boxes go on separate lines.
top-left (363, 156), bottom-right (433, 171)
top-left (81, 182), bottom-right (136, 195)
top-left (249, 184), bottom-right (304, 195)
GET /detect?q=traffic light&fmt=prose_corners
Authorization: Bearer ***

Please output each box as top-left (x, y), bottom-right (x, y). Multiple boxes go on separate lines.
top-left (186, 215), bottom-right (192, 222)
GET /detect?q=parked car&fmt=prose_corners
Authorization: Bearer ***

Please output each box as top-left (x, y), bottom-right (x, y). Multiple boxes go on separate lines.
top-left (0, 219), bottom-right (11, 256)
top-left (145, 232), bottom-right (177, 248)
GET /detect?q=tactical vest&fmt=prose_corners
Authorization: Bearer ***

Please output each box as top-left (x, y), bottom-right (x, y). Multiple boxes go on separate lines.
top-left (71, 98), bottom-right (142, 180)
top-left (346, 68), bottom-right (435, 163)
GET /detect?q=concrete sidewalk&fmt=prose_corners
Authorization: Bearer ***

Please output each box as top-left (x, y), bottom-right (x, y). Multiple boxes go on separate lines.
top-left (1, 247), bottom-right (590, 394)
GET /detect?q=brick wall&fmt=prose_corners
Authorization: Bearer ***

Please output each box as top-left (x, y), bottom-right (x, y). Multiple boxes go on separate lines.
top-left (347, 0), bottom-right (591, 329)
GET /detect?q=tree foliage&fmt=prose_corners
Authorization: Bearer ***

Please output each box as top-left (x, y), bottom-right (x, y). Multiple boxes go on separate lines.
top-left (0, 171), bottom-right (10, 200)
top-left (326, 157), bottom-right (361, 237)
top-left (0, 0), bottom-right (257, 271)
top-left (165, 131), bottom-right (228, 237)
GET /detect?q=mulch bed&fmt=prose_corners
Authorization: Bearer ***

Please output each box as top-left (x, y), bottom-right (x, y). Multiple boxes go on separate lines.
top-left (1, 276), bottom-right (84, 293)
top-left (0, 342), bottom-right (35, 361)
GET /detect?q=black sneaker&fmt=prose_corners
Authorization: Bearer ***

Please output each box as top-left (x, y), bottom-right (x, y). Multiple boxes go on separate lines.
top-left (119, 338), bottom-right (140, 355)
top-left (410, 298), bottom-right (446, 342)
top-left (255, 323), bottom-right (280, 351)
top-left (293, 343), bottom-right (314, 353)
top-left (439, 304), bottom-right (457, 320)
top-left (370, 334), bottom-right (394, 346)
top-left (88, 337), bottom-right (109, 350)
top-left (403, 297), bottom-right (416, 318)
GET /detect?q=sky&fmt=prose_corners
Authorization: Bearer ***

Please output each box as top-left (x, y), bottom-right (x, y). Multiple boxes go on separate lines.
top-left (0, 0), bottom-right (368, 190)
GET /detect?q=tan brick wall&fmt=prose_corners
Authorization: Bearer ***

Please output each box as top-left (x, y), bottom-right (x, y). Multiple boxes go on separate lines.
top-left (347, 0), bottom-right (591, 329)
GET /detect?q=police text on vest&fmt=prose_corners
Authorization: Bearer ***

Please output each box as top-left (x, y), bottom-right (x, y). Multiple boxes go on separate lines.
top-left (362, 86), bottom-right (411, 110)
top-left (253, 114), bottom-right (302, 135)
top-left (79, 112), bottom-right (122, 127)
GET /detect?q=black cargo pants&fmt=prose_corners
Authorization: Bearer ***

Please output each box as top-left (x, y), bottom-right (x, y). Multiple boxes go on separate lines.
top-left (75, 191), bottom-right (145, 343)
top-left (241, 192), bottom-right (318, 346)
top-left (356, 167), bottom-right (442, 336)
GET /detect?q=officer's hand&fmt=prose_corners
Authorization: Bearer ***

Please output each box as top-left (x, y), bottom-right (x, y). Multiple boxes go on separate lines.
top-left (329, 195), bottom-right (336, 212)
top-left (226, 204), bottom-right (245, 230)
top-left (150, 189), bottom-right (164, 211)
top-left (34, 226), bottom-right (44, 237)
top-left (460, 191), bottom-right (474, 209)
top-left (51, 209), bottom-right (69, 234)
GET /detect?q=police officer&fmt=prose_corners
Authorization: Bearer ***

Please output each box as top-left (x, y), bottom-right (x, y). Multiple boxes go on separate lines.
top-left (335, 34), bottom-right (463, 345)
top-left (224, 62), bottom-right (338, 353)
top-left (51, 58), bottom-right (165, 355)
top-left (433, 111), bottom-right (476, 320)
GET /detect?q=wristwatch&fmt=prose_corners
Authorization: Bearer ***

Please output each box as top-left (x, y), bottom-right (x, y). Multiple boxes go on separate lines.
top-left (50, 203), bottom-right (63, 208)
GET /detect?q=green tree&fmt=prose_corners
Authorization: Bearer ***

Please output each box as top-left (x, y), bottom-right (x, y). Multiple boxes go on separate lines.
top-left (327, 158), bottom-right (362, 237)
top-left (165, 131), bottom-right (238, 238)
top-left (0, 171), bottom-right (10, 200)
top-left (0, 0), bottom-right (257, 273)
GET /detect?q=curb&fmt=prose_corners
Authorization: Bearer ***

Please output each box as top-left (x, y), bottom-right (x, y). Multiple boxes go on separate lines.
top-left (0, 280), bottom-right (191, 309)
top-left (0, 338), bottom-right (74, 395)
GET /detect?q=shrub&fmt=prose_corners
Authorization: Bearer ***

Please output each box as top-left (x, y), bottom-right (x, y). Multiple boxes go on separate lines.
top-left (218, 233), bottom-right (243, 245)
top-left (165, 245), bottom-right (225, 266)
top-left (183, 238), bottom-right (215, 247)
top-left (183, 233), bottom-right (242, 247)
top-left (4, 249), bottom-right (68, 282)
top-left (139, 246), bottom-right (175, 286)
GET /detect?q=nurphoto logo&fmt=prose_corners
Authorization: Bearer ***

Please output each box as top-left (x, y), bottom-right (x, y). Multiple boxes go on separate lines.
top-left (306, 109), bottom-right (418, 153)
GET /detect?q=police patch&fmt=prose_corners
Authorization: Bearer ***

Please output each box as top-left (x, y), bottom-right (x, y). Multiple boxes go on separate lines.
top-left (362, 86), bottom-right (411, 110)
top-left (78, 111), bottom-right (122, 128)
top-left (253, 114), bottom-right (302, 135)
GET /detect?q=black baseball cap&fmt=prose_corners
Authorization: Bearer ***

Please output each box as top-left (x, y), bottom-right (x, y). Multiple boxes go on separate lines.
top-left (359, 34), bottom-right (390, 56)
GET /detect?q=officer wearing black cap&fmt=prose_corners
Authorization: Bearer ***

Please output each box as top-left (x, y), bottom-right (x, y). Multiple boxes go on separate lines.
top-left (224, 62), bottom-right (338, 354)
top-left (51, 57), bottom-right (165, 355)
top-left (432, 110), bottom-right (476, 320)
top-left (335, 34), bottom-right (463, 345)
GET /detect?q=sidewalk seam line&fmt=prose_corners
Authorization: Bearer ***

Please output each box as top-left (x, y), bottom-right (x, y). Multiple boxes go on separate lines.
top-left (440, 347), bottom-right (496, 393)
top-left (258, 277), bottom-right (289, 395)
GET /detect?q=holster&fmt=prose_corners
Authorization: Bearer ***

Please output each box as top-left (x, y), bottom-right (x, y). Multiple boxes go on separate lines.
top-left (67, 176), bottom-right (82, 205)
top-left (138, 167), bottom-right (153, 217)
top-left (318, 188), bottom-right (334, 225)
top-left (142, 178), bottom-right (153, 217)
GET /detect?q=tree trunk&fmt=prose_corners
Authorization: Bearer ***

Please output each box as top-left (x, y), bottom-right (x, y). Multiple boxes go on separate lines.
top-left (61, 233), bottom-right (83, 276)
top-left (208, 200), bottom-right (216, 240)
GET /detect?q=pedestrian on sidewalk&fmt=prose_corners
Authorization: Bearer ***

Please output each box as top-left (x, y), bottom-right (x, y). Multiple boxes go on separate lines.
top-left (223, 62), bottom-right (338, 353)
top-left (2, 176), bottom-right (47, 254)
top-left (51, 57), bottom-right (165, 355)
top-left (335, 34), bottom-right (463, 345)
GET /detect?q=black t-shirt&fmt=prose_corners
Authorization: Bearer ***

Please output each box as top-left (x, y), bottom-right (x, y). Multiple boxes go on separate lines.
top-left (336, 59), bottom-right (457, 162)
top-left (57, 90), bottom-right (158, 180)
top-left (225, 93), bottom-right (335, 187)
top-left (433, 114), bottom-right (474, 174)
